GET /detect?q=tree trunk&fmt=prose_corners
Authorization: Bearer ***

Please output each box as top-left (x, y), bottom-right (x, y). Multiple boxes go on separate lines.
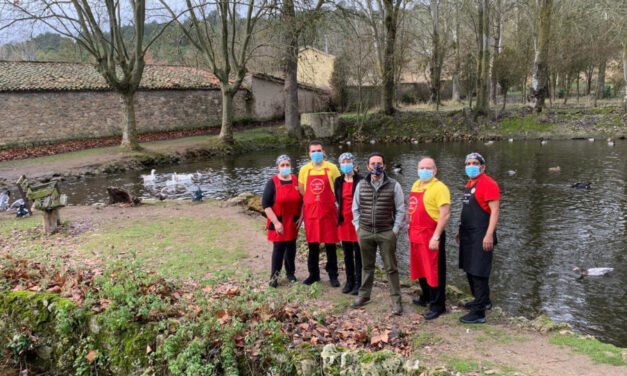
top-left (220, 88), bottom-right (235, 145)
top-left (576, 76), bottom-right (580, 103)
top-left (530, 0), bottom-right (552, 113)
top-left (452, 0), bottom-right (461, 102)
top-left (283, 0), bottom-right (301, 138)
top-left (381, 0), bottom-right (397, 115)
top-left (585, 67), bottom-right (593, 96)
top-left (502, 89), bottom-right (507, 111)
top-left (623, 40), bottom-right (627, 112)
top-left (120, 93), bottom-right (140, 150)
top-left (491, 0), bottom-right (503, 105)
top-left (596, 59), bottom-right (607, 100)
top-left (429, 0), bottom-right (442, 111)
top-left (564, 76), bottom-right (570, 104)
top-left (475, 0), bottom-right (490, 117)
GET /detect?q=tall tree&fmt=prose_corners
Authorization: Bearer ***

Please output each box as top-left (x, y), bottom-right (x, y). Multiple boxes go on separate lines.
top-left (451, 0), bottom-right (462, 102)
top-left (474, 0), bottom-right (490, 116)
top-left (280, 0), bottom-right (325, 139)
top-left (528, 0), bottom-right (553, 112)
top-left (381, 0), bottom-right (403, 114)
top-left (161, 0), bottom-right (273, 145)
top-left (5, 0), bottom-right (170, 150)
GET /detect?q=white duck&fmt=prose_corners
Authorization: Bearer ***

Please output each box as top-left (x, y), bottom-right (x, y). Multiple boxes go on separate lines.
top-left (141, 169), bottom-right (157, 184)
top-left (507, 170), bottom-right (516, 176)
top-left (588, 138), bottom-right (595, 142)
top-left (508, 138), bottom-right (514, 143)
top-left (573, 266), bottom-right (613, 279)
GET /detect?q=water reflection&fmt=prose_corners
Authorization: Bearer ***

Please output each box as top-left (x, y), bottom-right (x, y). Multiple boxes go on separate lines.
top-left (54, 140), bottom-right (627, 346)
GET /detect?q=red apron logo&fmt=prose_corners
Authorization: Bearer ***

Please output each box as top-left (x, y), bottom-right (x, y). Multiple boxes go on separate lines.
top-left (310, 178), bottom-right (325, 195)
top-left (408, 195), bottom-right (419, 214)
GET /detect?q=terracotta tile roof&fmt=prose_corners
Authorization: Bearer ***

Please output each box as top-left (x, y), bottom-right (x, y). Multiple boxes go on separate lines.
top-left (0, 61), bottom-right (221, 92)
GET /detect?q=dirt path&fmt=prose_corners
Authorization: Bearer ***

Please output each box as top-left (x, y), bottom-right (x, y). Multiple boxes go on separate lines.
top-left (1, 202), bottom-right (625, 375)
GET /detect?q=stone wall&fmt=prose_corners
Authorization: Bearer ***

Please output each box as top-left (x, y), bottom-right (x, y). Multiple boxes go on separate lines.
top-left (0, 89), bottom-right (251, 148)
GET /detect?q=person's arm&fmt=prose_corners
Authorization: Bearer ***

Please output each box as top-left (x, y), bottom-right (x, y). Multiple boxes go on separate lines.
top-left (352, 182), bottom-right (361, 231)
top-left (392, 182), bottom-right (406, 236)
top-left (483, 200), bottom-right (500, 251)
top-left (429, 204), bottom-right (451, 251)
top-left (262, 180), bottom-right (284, 234)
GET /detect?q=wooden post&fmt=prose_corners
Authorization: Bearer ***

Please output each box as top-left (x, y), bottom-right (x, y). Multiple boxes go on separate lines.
top-left (42, 209), bottom-right (60, 234)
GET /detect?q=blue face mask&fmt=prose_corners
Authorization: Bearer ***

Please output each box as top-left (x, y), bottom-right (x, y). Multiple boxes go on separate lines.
top-left (279, 167), bottom-right (291, 177)
top-left (465, 165), bottom-right (481, 178)
top-left (418, 169), bottom-right (434, 181)
top-left (311, 151), bottom-right (324, 163)
top-left (370, 165), bottom-right (384, 176)
top-left (340, 164), bottom-right (354, 174)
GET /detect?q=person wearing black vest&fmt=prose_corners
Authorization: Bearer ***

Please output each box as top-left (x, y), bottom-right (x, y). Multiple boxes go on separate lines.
top-left (350, 153), bottom-right (406, 315)
top-left (334, 153), bottom-right (363, 295)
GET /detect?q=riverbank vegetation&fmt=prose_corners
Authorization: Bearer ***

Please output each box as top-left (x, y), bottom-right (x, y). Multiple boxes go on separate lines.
top-left (1, 202), bottom-right (625, 375)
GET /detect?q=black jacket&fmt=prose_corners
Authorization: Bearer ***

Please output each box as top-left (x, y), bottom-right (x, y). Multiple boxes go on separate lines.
top-left (334, 172), bottom-right (363, 224)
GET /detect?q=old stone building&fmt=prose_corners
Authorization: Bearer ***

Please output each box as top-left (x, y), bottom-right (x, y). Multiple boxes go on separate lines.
top-left (0, 61), bottom-right (329, 148)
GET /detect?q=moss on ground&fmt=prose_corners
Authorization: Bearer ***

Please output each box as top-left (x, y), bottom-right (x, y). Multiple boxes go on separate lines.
top-left (550, 332), bottom-right (627, 366)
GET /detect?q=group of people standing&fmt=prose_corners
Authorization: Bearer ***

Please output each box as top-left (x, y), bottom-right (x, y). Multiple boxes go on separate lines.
top-left (261, 141), bottom-right (500, 324)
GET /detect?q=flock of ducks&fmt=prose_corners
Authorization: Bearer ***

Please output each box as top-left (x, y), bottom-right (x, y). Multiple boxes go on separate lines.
top-left (141, 169), bottom-right (211, 201)
top-left (481, 138), bottom-right (616, 147)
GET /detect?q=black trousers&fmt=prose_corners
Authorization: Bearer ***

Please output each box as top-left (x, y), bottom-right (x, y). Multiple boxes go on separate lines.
top-left (270, 240), bottom-right (296, 280)
top-left (307, 242), bottom-right (338, 278)
top-left (341, 241), bottom-right (362, 285)
top-left (467, 272), bottom-right (490, 314)
top-left (418, 233), bottom-right (446, 313)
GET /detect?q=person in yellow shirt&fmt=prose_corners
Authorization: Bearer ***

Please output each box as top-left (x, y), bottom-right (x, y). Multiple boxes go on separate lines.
top-left (408, 157), bottom-right (451, 320)
top-left (298, 140), bottom-right (341, 286)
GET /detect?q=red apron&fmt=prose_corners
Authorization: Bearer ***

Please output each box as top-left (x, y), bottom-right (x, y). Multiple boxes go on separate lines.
top-left (303, 168), bottom-right (339, 243)
top-left (408, 185), bottom-right (439, 286)
top-left (267, 175), bottom-right (302, 242)
top-left (338, 181), bottom-right (358, 242)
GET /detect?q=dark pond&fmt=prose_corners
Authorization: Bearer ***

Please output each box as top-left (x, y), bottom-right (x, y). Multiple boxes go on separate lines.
top-left (47, 139), bottom-right (627, 346)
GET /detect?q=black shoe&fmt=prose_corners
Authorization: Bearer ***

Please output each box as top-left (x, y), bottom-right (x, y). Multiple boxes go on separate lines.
top-left (269, 280), bottom-right (278, 288)
top-left (423, 309), bottom-right (445, 320)
top-left (330, 277), bottom-right (340, 288)
top-left (464, 301), bottom-right (492, 310)
top-left (303, 275), bottom-right (320, 285)
top-left (459, 311), bottom-right (486, 324)
top-left (351, 284), bottom-right (360, 296)
top-left (342, 282), bottom-right (354, 294)
top-left (351, 296), bottom-right (370, 308)
top-left (287, 275), bottom-right (298, 283)
top-left (412, 298), bottom-right (427, 307)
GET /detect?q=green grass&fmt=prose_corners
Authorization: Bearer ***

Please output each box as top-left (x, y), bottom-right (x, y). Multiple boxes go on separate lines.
top-left (0, 146), bottom-right (124, 168)
top-left (472, 324), bottom-right (522, 344)
top-left (0, 214), bottom-right (41, 233)
top-left (549, 333), bottom-right (627, 366)
top-left (410, 331), bottom-right (442, 349)
top-left (498, 116), bottom-right (555, 134)
top-left (79, 216), bottom-right (248, 277)
top-left (443, 356), bottom-right (479, 372)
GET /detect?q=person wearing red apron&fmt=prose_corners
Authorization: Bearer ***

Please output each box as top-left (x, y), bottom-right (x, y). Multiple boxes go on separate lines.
top-left (334, 153), bottom-right (363, 295)
top-left (262, 155), bottom-right (303, 288)
top-left (457, 152), bottom-right (500, 324)
top-left (408, 157), bottom-right (451, 320)
top-left (298, 141), bottom-right (341, 286)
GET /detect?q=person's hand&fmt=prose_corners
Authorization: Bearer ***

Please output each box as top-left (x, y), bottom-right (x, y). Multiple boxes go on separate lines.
top-left (483, 233), bottom-right (494, 251)
top-left (429, 238), bottom-right (439, 251)
top-left (275, 222), bottom-right (284, 235)
top-left (393, 231), bottom-right (398, 238)
top-left (456, 232), bottom-right (460, 245)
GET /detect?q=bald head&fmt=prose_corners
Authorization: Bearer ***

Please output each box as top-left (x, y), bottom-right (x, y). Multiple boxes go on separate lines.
top-left (418, 157), bottom-right (436, 169)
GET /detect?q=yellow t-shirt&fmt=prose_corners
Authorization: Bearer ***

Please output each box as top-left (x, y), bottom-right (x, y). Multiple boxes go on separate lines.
top-left (298, 161), bottom-right (341, 193)
top-left (410, 178), bottom-right (451, 222)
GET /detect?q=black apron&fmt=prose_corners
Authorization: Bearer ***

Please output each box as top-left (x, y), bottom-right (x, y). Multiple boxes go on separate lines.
top-left (459, 179), bottom-right (497, 277)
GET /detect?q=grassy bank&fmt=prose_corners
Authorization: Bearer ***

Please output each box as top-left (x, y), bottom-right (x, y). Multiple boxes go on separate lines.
top-left (1, 202), bottom-right (625, 375)
top-left (337, 106), bottom-right (625, 142)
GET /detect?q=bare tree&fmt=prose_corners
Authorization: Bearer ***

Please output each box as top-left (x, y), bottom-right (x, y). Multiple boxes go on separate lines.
top-left (525, 0), bottom-right (553, 112)
top-left (280, 0), bottom-right (325, 138)
top-left (161, 0), bottom-right (273, 145)
top-left (4, 0), bottom-right (171, 150)
top-left (474, 0), bottom-right (490, 116)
